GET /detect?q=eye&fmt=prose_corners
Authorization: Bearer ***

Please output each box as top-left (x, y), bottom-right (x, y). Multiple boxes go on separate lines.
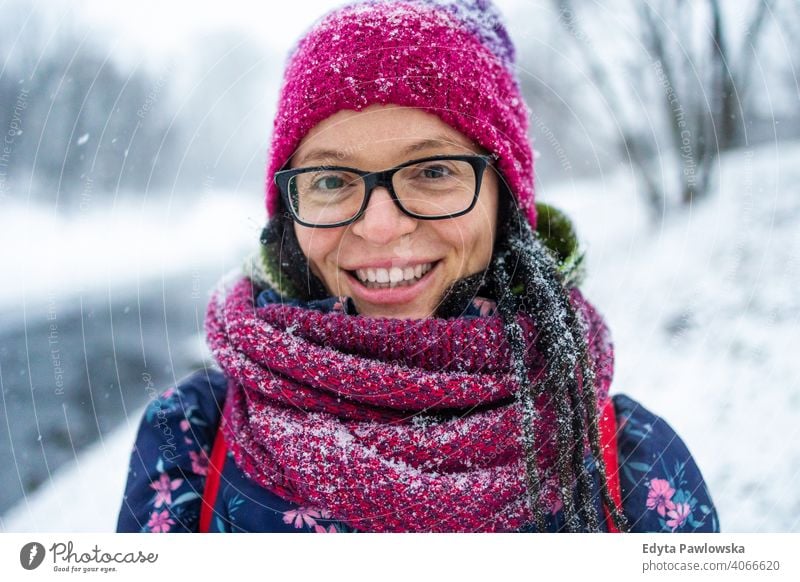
top-left (311, 174), bottom-right (347, 191)
top-left (418, 164), bottom-right (453, 179)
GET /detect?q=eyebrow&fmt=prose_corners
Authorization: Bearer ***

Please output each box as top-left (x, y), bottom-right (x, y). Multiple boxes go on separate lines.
top-left (293, 135), bottom-right (478, 166)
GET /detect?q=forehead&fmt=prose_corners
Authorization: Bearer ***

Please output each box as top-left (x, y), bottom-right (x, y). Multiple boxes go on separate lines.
top-left (291, 105), bottom-right (483, 167)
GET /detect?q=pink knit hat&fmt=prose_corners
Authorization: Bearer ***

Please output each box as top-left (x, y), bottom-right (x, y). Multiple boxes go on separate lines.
top-left (264, 0), bottom-right (537, 229)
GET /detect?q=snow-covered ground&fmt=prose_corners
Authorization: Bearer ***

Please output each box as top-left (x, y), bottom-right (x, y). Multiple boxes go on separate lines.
top-left (545, 141), bottom-right (800, 533)
top-left (0, 409), bottom-right (141, 532)
top-left (1, 142), bottom-right (798, 532)
top-left (0, 191), bottom-right (261, 311)
top-left (0, 188), bottom-right (263, 532)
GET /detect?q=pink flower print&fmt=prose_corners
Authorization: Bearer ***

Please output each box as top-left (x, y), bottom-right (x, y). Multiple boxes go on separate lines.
top-left (314, 523), bottom-right (338, 533)
top-left (189, 450), bottom-right (209, 476)
top-left (161, 386), bottom-right (176, 399)
top-left (149, 472), bottom-right (184, 507)
top-left (179, 419), bottom-right (190, 432)
top-left (646, 478), bottom-right (676, 517)
top-left (282, 506), bottom-right (322, 529)
top-left (548, 495), bottom-right (564, 515)
top-left (665, 502), bottom-right (692, 531)
top-left (146, 509), bottom-right (175, 533)
top-left (472, 296), bottom-right (497, 317)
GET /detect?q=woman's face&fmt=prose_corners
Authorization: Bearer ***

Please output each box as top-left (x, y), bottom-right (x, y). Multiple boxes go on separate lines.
top-left (291, 104), bottom-right (499, 319)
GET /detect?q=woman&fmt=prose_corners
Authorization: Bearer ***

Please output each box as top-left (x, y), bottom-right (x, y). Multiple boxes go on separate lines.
top-left (117, 0), bottom-right (719, 533)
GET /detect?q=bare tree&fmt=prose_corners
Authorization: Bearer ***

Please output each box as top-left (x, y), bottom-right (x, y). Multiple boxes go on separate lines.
top-left (552, 0), bottom-right (777, 217)
top-left (0, 1), bottom-right (181, 209)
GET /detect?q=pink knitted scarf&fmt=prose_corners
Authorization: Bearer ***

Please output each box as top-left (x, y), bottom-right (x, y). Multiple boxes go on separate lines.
top-left (204, 275), bottom-right (615, 532)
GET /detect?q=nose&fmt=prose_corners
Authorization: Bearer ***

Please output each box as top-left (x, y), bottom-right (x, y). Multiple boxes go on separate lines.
top-left (350, 186), bottom-right (417, 245)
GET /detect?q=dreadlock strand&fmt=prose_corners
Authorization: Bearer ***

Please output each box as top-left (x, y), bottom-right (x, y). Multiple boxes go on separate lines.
top-left (490, 260), bottom-right (549, 532)
top-left (507, 220), bottom-right (587, 531)
top-left (549, 285), bottom-right (601, 531)
top-left (560, 266), bottom-right (631, 533)
top-left (567, 369), bottom-right (601, 531)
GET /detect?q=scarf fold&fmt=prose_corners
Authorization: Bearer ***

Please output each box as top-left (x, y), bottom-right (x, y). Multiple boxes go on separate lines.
top-left (204, 269), bottom-right (615, 532)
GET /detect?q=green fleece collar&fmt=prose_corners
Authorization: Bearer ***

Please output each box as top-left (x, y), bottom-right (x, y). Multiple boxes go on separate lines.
top-left (534, 202), bottom-right (586, 288)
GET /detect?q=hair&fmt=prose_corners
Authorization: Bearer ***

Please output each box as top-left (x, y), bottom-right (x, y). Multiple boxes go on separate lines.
top-left (484, 185), bottom-right (630, 532)
top-left (260, 179), bottom-right (629, 533)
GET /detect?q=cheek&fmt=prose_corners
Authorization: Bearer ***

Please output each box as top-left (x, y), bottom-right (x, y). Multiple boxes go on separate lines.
top-left (459, 200), bottom-right (498, 261)
top-left (294, 226), bottom-right (342, 280)
top-left (472, 191), bottom-right (499, 264)
top-left (469, 223), bottom-right (496, 266)
top-left (435, 215), bottom-right (495, 268)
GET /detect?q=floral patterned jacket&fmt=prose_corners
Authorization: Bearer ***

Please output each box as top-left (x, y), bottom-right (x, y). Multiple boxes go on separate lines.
top-left (116, 364), bottom-right (720, 533)
top-left (117, 206), bottom-right (720, 533)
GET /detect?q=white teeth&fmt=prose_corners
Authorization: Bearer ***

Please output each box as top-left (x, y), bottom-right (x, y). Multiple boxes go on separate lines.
top-left (353, 262), bottom-right (435, 287)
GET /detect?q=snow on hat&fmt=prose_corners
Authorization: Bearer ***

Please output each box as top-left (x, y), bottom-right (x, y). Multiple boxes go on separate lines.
top-left (264, 0), bottom-right (537, 228)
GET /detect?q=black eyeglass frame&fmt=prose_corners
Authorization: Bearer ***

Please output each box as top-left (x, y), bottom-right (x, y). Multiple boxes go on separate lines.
top-left (274, 154), bottom-right (493, 228)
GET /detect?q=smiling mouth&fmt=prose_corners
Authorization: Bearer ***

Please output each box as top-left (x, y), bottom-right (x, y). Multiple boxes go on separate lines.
top-left (348, 262), bottom-right (437, 289)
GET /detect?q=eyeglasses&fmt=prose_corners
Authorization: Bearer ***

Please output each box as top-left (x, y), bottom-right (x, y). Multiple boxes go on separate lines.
top-left (274, 154), bottom-right (492, 228)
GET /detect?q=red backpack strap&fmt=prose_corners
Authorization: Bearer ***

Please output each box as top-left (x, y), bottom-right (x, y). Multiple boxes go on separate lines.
top-left (198, 419), bottom-right (228, 533)
top-left (598, 398), bottom-right (624, 532)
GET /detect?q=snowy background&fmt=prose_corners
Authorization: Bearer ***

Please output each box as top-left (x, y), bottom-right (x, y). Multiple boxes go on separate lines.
top-left (0, 0), bottom-right (798, 533)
